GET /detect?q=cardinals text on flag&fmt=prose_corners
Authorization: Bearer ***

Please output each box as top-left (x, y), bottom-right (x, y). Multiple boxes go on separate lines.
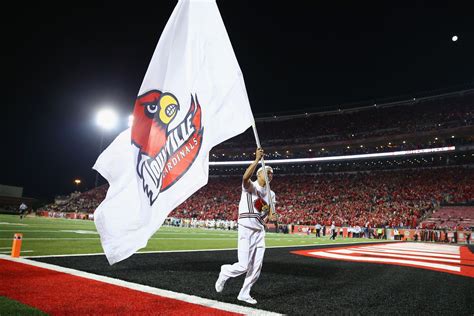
top-left (93, 0), bottom-right (255, 265)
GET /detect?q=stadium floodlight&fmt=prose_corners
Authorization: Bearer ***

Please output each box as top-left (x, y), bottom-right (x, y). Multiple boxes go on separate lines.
top-left (94, 108), bottom-right (118, 188)
top-left (74, 179), bottom-right (81, 192)
top-left (96, 108), bottom-right (118, 130)
top-left (452, 35), bottom-right (458, 42)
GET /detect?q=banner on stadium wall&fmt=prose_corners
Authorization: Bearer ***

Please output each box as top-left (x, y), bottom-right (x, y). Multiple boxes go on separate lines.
top-left (285, 225), bottom-right (472, 243)
top-left (290, 225), bottom-right (314, 235)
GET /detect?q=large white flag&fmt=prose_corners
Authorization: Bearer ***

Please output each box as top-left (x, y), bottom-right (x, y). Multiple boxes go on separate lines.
top-left (93, 0), bottom-right (254, 265)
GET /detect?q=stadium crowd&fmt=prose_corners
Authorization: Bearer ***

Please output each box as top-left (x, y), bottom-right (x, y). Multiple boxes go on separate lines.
top-left (35, 90), bottom-right (473, 232)
top-left (215, 91), bottom-right (474, 150)
top-left (37, 165), bottom-right (473, 231)
top-left (169, 166), bottom-right (473, 230)
top-left (40, 185), bottom-right (108, 214)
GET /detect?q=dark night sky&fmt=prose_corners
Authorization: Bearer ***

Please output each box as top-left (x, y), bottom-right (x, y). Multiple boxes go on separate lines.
top-left (1, 1), bottom-right (473, 200)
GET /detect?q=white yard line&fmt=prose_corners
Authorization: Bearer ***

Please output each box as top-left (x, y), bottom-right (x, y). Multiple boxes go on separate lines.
top-left (24, 240), bottom-right (394, 259)
top-left (0, 229), bottom-right (236, 236)
top-left (0, 230), bottom-right (98, 233)
top-left (0, 223), bottom-right (29, 226)
top-left (0, 238), bottom-right (100, 240)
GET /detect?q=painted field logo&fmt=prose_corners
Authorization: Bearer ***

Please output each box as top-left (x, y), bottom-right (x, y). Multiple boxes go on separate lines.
top-left (292, 242), bottom-right (474, 278)
top-left (131, 90), bottom-right (203, 205)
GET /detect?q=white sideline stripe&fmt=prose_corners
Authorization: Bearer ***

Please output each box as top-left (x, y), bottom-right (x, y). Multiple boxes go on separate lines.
top-left (0, 229), bottom-right (238, 236)
top-left (331, 249), bottom-right (460, 263)
top-left (2, 235), bottom-right (333, 240)
top-left (0, 238), bottom-right (100, 241)
top-left (357, 247), bottom-right (460, 258)
top-left (0, 230), bottom-right (98, 234)
top-left (0, 255), bottom-right (281, 316)
top-left (0, 222), bottom-right (29, 226)
top-left (309, 251), bottom-right (460, 272)
top-left (0, 230), bottom-right (67, 233)
top-left (23, 248), bottom-right (239, 259)
top-left (0, 237), bottom-right (240, 241)
top-left (0, 250), bottom-right (33, 254)
top-left (60, 230), bottom-right (99, 234)
top-left (23, 240), bottom-right (395, 259)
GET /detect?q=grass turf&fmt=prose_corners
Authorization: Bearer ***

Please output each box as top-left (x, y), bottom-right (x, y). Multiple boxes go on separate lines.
top-left (0, 214), bottom-right (389, 256)
top-left (0, 296), bottom-right (47, 316)
top-left (2, 214), bottom-right (473, 314)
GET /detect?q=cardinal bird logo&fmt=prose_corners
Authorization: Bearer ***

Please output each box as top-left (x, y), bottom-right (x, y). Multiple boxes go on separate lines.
top-left (131, 90), bottom-right (203, 205)
top-left (254, 197), bottom-right (268, 212)
top-left (254, 196), bottom-right (271, 220)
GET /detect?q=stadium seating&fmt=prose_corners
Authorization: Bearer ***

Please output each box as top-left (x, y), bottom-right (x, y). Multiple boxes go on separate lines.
top-left (214, 90), bottom-right (474, 150)
top-left (168, 167), bottom-right (473, 228)
top-left (420, 206), bottom-right (474, 230)
top-left (37, 89), bottom-right (474, 231)
top-left (209, 90), bottom-right (473, 163)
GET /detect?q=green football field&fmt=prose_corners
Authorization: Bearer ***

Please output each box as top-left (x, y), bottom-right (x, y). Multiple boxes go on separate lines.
top-left (0, 214), bottom-right (388, 257)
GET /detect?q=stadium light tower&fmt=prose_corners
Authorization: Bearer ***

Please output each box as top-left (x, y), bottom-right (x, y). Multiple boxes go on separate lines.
top-left (95, 108), bottom-right (119, 187)
top-left (74, 179), bottom-right (81, 191)
top-left (96, 108), bottom-right (119, 130)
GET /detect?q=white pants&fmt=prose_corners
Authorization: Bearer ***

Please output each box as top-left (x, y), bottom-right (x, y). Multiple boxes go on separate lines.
top-left (220, 225), bottom-right (265, 298)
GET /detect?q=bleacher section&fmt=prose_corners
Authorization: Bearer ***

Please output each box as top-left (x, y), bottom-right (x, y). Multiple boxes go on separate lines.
top-left (421, 206), bottom-right (474, 230)
top-left (36, 88), bottom-right (473, 233)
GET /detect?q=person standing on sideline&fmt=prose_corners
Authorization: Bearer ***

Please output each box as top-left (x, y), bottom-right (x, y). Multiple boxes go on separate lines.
top-left (215, 148), bottom-right (276, 305)
top-left (330, 221), bottom-right (337, 240)
top-left (394, 228), bottom-right (400, 240)
top-left (315, 222), bottom-right (321, 237)
top-left (465, 230), bottom-right (471, 244)
top-left (19, 202), bottom-right (28, 220)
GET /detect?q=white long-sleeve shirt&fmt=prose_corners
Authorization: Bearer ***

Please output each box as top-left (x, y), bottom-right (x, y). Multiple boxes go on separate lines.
top-left (238, 180), bottom-right (276, 230)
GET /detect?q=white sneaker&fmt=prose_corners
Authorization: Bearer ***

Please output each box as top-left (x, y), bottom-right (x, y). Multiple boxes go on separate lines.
top-left (215, 274), bottom-right (226, 293)
top-left (237, 295), bottom-right (257, 305)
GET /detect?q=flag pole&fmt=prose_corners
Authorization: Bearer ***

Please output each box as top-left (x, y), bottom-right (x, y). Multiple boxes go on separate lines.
top-left (252, 122), bottom-right (276, 221)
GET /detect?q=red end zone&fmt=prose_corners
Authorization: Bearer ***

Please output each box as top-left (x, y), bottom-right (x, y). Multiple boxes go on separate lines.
top-left (292, 242), bottom-right (474, 278)
top-left (0, 258), bottom-right (240, 315)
